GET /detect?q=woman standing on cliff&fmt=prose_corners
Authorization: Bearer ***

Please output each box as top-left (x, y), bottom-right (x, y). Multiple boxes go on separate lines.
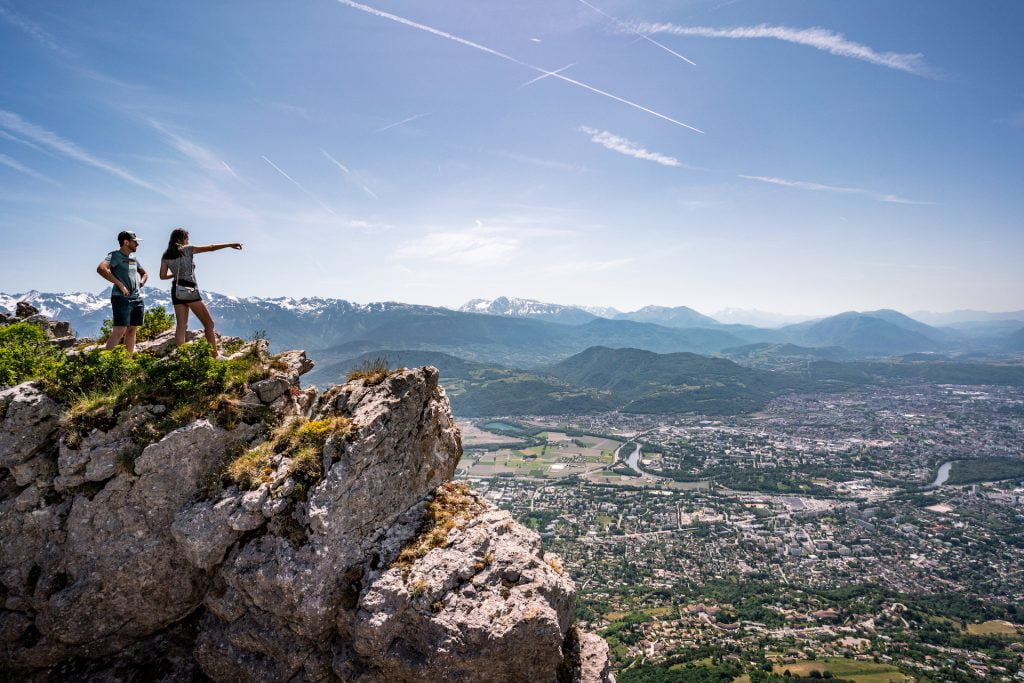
top-left (159, 228), bottom-right (242, 358)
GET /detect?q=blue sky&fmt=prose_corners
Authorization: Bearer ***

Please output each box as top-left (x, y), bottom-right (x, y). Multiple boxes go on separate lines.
top-left (1, 0), bottom-right (1022, 315)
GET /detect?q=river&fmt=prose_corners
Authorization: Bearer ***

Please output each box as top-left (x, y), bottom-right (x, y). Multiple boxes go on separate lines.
top-left (927, 460), bottom-right (955, 488)
top-left (625, 443), bottom-right (643, 475)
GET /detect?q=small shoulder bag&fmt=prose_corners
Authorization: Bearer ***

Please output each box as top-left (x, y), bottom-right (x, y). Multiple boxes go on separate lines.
top-left (173, 253), bottom-right (201, 302)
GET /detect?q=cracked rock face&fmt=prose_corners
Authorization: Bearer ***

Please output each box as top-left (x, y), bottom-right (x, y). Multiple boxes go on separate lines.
top-left (349, 504), bottom-right (576, 682)
top-left (1, 348), bottom-right (606, 681)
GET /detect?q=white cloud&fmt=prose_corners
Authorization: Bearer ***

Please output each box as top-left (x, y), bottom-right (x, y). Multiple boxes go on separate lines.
top-left (545, 257), bottom-right (633, 274)
top-left (493, 149), bottom-right (587, 172)
top-left (0, 3), bottom-right (73, 60)
top-left (576, 0), bottom-right (696, 66)
top-left (739, 174), bottom-right (930, 205)
top-left (632, 22), bottom-right (930, 76)
top-left (0, 109), bottom-right (163, 194)
top-left (0, 152), bottom-right (56, 184)
top-left (0, 128), bottom-right (54, 157)
top-left (344, 219), bottom-right (391, 233)
top-left (580, 126), bottom-right (682, 167)
top-left (394, 225), bottom-right (520, 266)
top-left (150, 121), bottom-right (238, 177)
top-left (264, 100), bottom-right (311, 119)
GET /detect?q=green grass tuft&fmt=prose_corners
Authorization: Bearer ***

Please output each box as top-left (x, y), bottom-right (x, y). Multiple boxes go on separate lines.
top-left (346, 356), bottom-right (391, 385)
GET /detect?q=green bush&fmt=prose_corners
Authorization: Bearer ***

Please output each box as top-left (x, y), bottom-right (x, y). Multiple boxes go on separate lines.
top-left (147, 340), bottom-right (226, 397)
top-left (98, 305), bottom-right (175, 343)
top-left (140, 306), bottom-right (174, 340)
top-left (47, 347), bottom-right (151, 402)
top-left (0, 322), bottom-right (64, 388)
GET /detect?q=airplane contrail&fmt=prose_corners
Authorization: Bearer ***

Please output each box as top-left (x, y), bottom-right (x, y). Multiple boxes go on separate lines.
top-left (335, 0), bottom-right (704, 134)
top-left (375, 112), bottom-right (430, 133)
top-left (576, 0), bottom-right (697, 66)
top-left (261, 155), bottom-right (337, 214)
top-left (320, 149), bottom-right (379, 199)
top-left (518, 63), bottom-right (575, 89)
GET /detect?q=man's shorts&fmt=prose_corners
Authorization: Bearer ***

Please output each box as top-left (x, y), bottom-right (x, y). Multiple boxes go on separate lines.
top-left (110, 297), bottom-right (144, 327)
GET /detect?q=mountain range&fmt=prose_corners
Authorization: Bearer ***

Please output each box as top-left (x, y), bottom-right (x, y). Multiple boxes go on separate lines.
top-left (3, 290), bottom-right (1023, 371)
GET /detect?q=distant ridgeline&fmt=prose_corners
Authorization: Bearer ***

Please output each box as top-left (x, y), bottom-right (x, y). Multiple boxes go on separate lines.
top-left (3, 291), bottom-right (1023, 418)
top-left (307, 346), bottom-right (1024, 418)
top-left (3, 291), bottom-right (1023, 364)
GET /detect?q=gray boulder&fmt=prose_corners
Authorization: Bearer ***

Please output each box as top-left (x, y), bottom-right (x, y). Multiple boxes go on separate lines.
top-left (0, 383), bottom-right (60, 470)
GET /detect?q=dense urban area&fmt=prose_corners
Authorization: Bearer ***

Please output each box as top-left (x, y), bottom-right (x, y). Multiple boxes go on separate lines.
top-left (457, 383), bottom-right (1024, 682)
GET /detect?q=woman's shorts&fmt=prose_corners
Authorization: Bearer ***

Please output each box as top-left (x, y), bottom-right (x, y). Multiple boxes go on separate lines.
top-left (110, 297), bottom-right (145, 327)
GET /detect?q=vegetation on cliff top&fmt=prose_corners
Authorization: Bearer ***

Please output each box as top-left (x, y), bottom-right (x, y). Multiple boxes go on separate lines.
top-left (0, 317), bottom-right (277, 447)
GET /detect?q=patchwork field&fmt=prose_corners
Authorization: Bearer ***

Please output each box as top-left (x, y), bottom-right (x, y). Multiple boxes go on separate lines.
top-left (966, 619), bottom-right (1019, 637)
top-left (458, 421), bottom-right (712, 490)
top-left (461, 425), bottom-right (621, 480)
top-left (773, 657), bottom-right (907, 682)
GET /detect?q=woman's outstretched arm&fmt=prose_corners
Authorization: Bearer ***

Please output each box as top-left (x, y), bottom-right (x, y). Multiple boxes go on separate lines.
top-left (192, 243), bottom-right (243, 254)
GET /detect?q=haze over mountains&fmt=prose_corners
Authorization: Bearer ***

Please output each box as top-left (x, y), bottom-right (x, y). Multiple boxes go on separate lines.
top-left (3, 291), bottom-right (1022, 369)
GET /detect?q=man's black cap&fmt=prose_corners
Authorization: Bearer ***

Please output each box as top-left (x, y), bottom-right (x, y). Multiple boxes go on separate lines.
top-left (117, 230), bottom-right (141, 244)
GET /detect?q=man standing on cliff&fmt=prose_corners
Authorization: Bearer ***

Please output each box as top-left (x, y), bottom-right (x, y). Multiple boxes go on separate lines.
top-left (96, 230), bottom-right (147, 353)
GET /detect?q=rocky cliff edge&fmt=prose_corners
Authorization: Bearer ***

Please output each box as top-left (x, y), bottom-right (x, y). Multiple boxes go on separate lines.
top-left (0, 326), bottom-right (612, 682)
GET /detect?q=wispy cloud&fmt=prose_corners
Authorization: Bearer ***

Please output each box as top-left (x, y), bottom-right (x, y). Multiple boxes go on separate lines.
top-left (394, 223), bottom-right (520, 266)
top-left (343, 218), bottom-right (391, 233)
top-left (631, 22), bottom-right (930, 76)
top-left (150, 121), bottom-right (238, 178)
top-left (261, 155), bottom-right (336, 215)
top-left (493, 149), bottom-right (588, 172)
top-left (335, 0), bottom-right (704, 134)
top-left (375, 112), bottom-right (430, 133)
top-left (576, 0), bottom-right (696, 66)
top-left (545, 257), bottom-right (633, 274)
top-left (739, 174), bottom-right (930, 205)
top-left (0, 3), bottom-right (141, 88)
top-left (0, 152), bottom-right (57, 184)
top-left (264, 100), bottom-right (311, 119)
top-left (320, 149), bottom-right (379, 199)
top-left (0, 128), bottom-right (55, 157)
top-left (0, 3), bottom-right (74, 60)
top-left (580, 126), bottom-right (682, 167)
top-left (0, 109), bottom-right (163, 193)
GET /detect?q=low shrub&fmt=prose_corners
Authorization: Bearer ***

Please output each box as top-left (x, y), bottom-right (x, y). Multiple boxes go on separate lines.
top-left (98, 306), bottom-right (174, 343)
top-left (0, 322), bottom-right (64, 388)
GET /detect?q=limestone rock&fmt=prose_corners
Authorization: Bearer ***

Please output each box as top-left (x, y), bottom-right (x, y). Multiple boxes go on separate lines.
top-left (0, 352), bottom-right (601, 681)
top-left (578, 631), bottom-right (616, 683)
top-left (2, 419), bottom-right (259, 668)
top-left (274, 349), bottom-right (315, 383)
top-left (171, 499), bottom-right (243, 570)
top-left (134, 329), bottom-right (201, 356)
top-left (0, 383), bottom-right (60, 469)
top-left (350, 504), bottom-right (576, 682)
